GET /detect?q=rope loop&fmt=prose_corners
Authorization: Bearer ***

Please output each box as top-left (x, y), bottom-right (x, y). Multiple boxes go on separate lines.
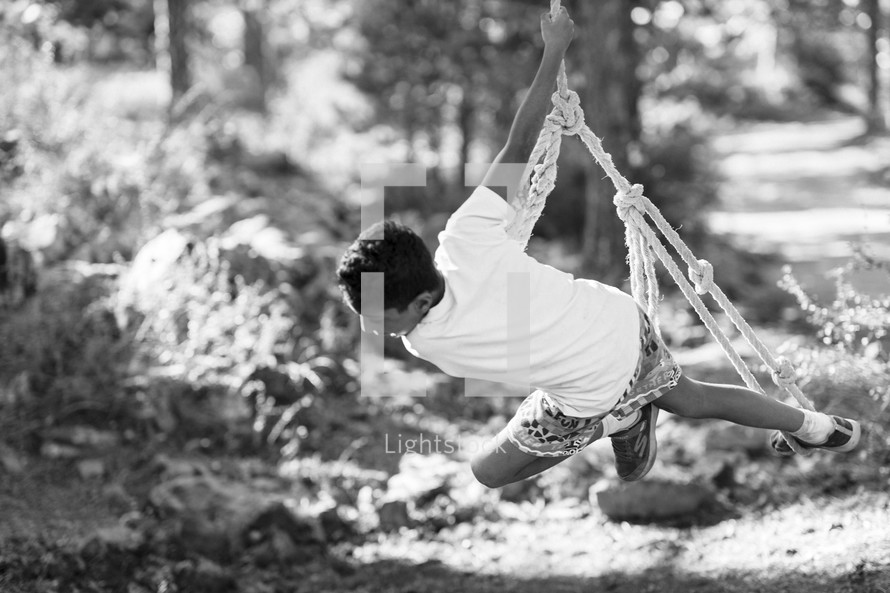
top-left (547, 89), bottom-right (585, 136)
top-left (613, 184), bottom-right (645, 222)
top-left (689, 259), bottom-right (714, 295)
top-left (771, 357), bottom-right (797, 388)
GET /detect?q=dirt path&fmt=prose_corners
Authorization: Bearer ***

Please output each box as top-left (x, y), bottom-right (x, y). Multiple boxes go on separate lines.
top-left (708, 114), bottom-right (890, 299)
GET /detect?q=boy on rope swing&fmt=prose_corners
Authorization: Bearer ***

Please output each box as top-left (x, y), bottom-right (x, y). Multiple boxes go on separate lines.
top-left (336, 7), bottom-right (861, 485)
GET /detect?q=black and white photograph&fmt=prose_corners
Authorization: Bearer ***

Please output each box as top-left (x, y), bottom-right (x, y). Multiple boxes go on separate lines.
top-left (1, 0), bottom-right (889, 591)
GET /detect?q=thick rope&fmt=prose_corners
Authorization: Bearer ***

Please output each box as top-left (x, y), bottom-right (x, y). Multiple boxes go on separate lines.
top-left (505, 0), bottom-right (814, 454)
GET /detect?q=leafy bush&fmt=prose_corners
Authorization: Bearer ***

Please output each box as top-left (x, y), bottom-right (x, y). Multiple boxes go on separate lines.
top-left (122, 241), bottom-right (295, 389)
top-left (0, 231), bottom-right (357, 458)
top-left (118, 236), bottom-right (358, 456)
top-left (0, 24), bottom-right (356, 456)
top-left (0, 267), bottom-right (131, 442)
top-left (0, 24), bottom-right (219, 263)
top-left (777, 248), bottom-right (890, 460)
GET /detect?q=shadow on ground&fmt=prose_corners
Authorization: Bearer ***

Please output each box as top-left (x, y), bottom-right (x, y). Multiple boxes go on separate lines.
top-left (327, 557), bottom-right (890, 593)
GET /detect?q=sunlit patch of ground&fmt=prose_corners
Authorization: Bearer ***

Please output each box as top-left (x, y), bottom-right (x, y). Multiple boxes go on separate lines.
top-left (708, 114), bottom-right (890, 299)
top-left (325, 478), bottom-right (890, 592)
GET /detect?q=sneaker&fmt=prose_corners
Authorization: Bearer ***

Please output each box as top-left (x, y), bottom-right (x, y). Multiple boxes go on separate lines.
top-left (610, 405), bottom-right (659, 481)
top-left (769, 416), bottom-right (861, 457)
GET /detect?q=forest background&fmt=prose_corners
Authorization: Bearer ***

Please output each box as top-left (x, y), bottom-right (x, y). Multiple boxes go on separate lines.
top-left (1, 1), bottom-right (889, 592)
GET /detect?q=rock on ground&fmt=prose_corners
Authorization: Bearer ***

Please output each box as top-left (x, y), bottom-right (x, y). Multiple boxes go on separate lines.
top-left (592, 478), bottom-right (717, 522)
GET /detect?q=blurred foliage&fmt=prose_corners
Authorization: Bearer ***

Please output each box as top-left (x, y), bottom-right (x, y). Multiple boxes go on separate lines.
top-left (122, 242), bottom-right (295, 391)
top-left (0, 32), bottom-right (204, 261)
top-left (3, 0), bottom-right (881, 238)
top-left (786, 252), bottom-right (889, 358)
top-left (0, 0), bottom-right (887, 460)
top-left (117, 237), bottom-right (357, 456)
top-left (344, 0), bottom-right (540, 154)
top-left (0, 4), bottom-right (360, 456)
top-left (0, 270), bottom-right (130, 441)
top-left (341, 0), bottom-right (886, 277)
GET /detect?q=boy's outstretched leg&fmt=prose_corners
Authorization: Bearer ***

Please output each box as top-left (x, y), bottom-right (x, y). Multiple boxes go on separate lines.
top-left (654, 375), bottom-right (861, 454)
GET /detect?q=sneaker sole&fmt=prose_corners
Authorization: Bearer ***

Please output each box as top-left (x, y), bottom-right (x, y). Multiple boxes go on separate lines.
top-left (621, 406), bottom-right (659, 482)
top-left (769, 432), bottom-right (798, 457)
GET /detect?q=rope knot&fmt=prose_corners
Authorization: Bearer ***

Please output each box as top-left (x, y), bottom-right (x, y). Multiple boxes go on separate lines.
top-left (613, 184), bottom-right (645, 222)
top-left (772, 358), bottom-right (797, 388)
top-left (688, 259), bottom-right (714, 295)
top-left (547, 89), bottom-right (585, 136)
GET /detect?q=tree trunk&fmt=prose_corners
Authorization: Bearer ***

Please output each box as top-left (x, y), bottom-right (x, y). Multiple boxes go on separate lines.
top-left (154, 0), bottom-right (191, 108)
top-left (242, 4), bottom-right (268, 113)
top-left (449, 82), bottom-right (476, 196)
top-left (878, 0), bottom-right (890, 125)
top-left (866, 0), bottom-right (886, 131)
top-left (458, 85), bottom-right (473, 186)
top-left (577, 0), bottom-right (641, 282)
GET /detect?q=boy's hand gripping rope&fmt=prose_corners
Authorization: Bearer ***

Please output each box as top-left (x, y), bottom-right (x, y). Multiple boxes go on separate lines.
top-left (505, 0), bottom-right (816, 455)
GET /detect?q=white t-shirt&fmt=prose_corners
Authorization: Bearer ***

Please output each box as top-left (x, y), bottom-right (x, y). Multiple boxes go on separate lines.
top-left (402, 186), bottom-right (641, 417)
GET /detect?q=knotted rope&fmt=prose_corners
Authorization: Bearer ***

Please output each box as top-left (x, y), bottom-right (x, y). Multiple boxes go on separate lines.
top-left (548, 89), bottom-right (585, 136)
top-left (613, 183), bottom-right (645, 222)
top-left (689, 259), bottom-right (714, 295)
top-left (505, 0), bottom-right (816, 454)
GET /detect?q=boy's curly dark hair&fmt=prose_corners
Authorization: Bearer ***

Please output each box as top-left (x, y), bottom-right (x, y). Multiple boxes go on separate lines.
top-left (336, 220), bottom-right (439, 313)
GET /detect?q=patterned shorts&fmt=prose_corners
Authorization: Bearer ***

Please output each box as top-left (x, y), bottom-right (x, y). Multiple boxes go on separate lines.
top-left (505, 308), bottom-right (682, 457)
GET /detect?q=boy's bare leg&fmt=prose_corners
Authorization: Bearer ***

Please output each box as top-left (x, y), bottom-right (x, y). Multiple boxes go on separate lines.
top-left (654, 374), bottom-right (805, 431)
top-left (470, 428), bottom-right (571, 488)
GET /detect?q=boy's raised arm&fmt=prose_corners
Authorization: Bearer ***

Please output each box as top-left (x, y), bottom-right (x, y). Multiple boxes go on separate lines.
top-left (479, 8), bottom-right (575, 203)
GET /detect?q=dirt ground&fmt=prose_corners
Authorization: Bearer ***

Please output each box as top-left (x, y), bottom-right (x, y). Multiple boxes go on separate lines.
top-left (2, 414), bottom-right (889, 593)
top-left (326, 490), bottom-right (890, 593)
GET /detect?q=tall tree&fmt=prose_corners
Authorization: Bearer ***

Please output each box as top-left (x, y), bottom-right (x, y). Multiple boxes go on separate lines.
top-left (885, 0), bottom-right (890, 127)
top-left (865, 0), bottom-right (886, 131)
top-left (154, 0), bottom-right (192, 108)
top-left (242, 0), bottom-right (268, 113)
top-left (577, 0), bottom-right (640, 280)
